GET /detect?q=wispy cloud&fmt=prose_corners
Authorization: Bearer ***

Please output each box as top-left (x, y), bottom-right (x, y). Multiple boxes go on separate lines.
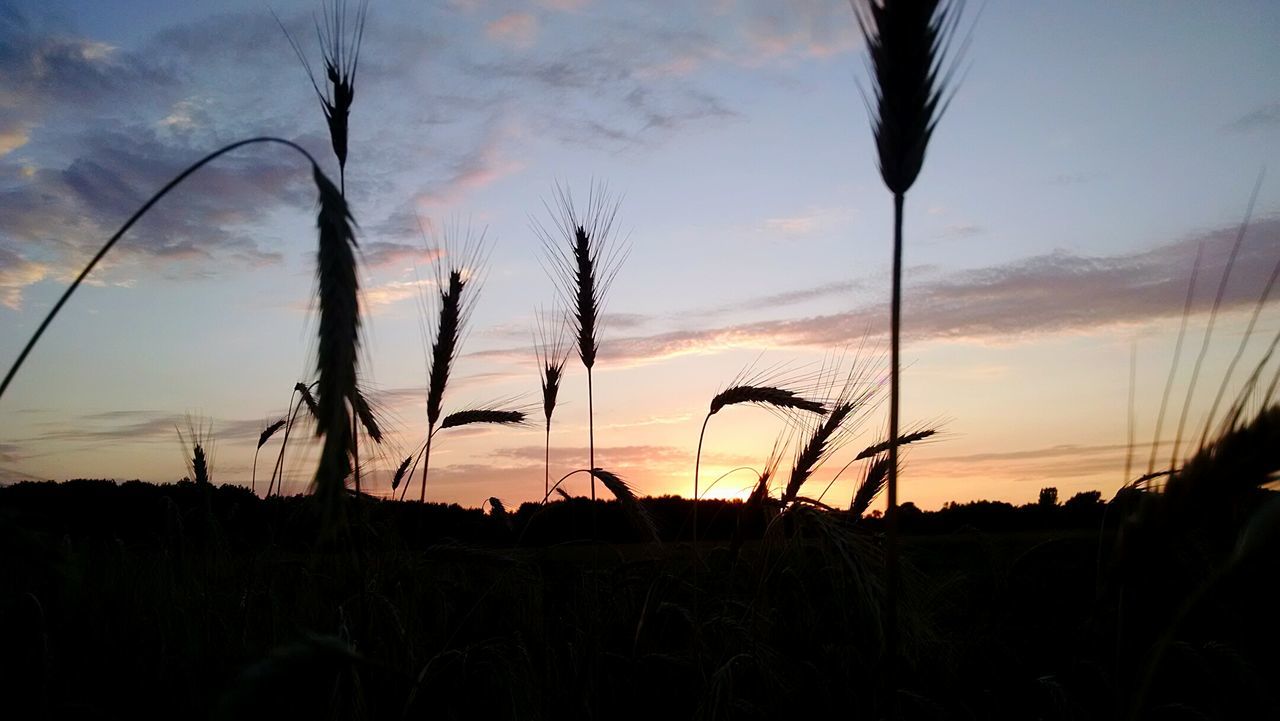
top-left (474, 216), bottom-right (1280, 367)
top-left (1224, 101), bottom-right (1280, 133)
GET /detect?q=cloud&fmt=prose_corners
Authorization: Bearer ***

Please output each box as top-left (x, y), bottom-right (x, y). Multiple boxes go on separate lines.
top-left (0, 245), bottom-right (48, 308)
top-left (360, 241), bottom-right (442, 271)
top-left (736, 0), bottom-right (861, 61)
top-left (1225, 101), bottom-right (1280, 133)
top-left (475, 216), bottom-right (1280, 367)
top-left (538, 0), bottom-right (590, 11)
top-left (485, 12), bottom-right (539, 48)
top-left (413, 121), bottom-right (525, 208)
top-left (0, 126), bottom-right (306, 291)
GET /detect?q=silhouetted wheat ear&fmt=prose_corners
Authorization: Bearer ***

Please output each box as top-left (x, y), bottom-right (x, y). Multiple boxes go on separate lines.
top-left (426, 270), bottom-right (464, 428)
top-left (390, 455), bottom-right (412, 491)
top-left (488, 497), bottom-right (507, 516)
top-left (709, 385), bottom-right (828, 416)
top-left (590, 468), bottom-right (658, 542)
top-left (784, 402), bottom-right (855, 505)
top-left (353, 388), bottom-right (383, 442)
top-left (295, 381), bottom-right (321, 420)
top-left (853, 428), bottom-right (937, 461)
top-left (191, 444), bottom-right (209, 485)
top-left (856, 0), bottom-right (963, 196)
top-left (535, 311), bottom-right (571, 423)
top-left (277, 0), bottom-right (367, 187)
top-left (554, 487), bottom-right (571, 501)
top-left (851, 455), bottom-right (892, 518)
top-left (311, 164), bottom-right (360, 518)
top-left (439, 408), bottom-right (527, 430)
top-left (258, 419), bottom-right (287, 449)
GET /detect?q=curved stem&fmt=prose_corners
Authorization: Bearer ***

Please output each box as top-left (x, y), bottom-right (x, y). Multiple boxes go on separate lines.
top-left (269, 394), bottom-right (306, 498)
top-left (0, 137), bottom-right (318, 402)
top-left (251, 447), bottom-right (261, 496)
top-left (693, 411), bottom-right (711, 546)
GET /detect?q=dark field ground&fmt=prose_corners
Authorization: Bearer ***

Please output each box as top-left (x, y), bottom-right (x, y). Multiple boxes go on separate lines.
top-left (1, 479), bottom-right (1275, 720)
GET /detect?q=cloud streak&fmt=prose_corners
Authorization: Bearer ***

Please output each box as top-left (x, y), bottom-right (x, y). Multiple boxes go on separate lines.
top-left (473, 216), bottom-right (1280, 367)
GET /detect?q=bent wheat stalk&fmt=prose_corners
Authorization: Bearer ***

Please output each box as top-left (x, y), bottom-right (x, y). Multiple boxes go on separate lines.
top-left (694, 371), bottom-right (826, 546)
top-left (0, 138), bottom-right (322, 403)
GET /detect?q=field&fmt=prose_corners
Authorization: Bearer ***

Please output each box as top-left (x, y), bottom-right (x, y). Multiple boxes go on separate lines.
top-left (1, 476), bottom-right (1276, 720)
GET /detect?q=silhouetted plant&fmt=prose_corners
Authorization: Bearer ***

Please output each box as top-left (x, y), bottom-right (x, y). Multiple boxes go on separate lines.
top-left (854, 0), bottom-right (965, 683)
top-left (177, 418), bottom-right (214, 486)
top-left (267, 381), bottom-right (319, 497)
top-left (251, 418), bottom-right (285, 494)
top-left (275, 0), bottom-right (367, 194)
top-left (405, 225), bottom-right (487, 503)
top-left (693, 364), bottom-right (826, 544)
top-left (535, 183), bottom-right (627, 507)
top-left (535, 310), bottom-right (571, 499)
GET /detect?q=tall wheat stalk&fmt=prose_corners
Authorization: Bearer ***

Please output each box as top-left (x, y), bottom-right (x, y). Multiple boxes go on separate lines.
top-left (536, 312), bottom-right (571, 499)
top-left (535, 183), bottom-right (626, 509)
top-left (404, 226), bottom-right (487, 502)
top-left (854, 0), bottom-right (964, 704)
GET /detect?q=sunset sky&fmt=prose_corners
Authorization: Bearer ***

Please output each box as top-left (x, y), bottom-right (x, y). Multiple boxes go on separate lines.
top-left (1, 0), bottom-right (1278, 510)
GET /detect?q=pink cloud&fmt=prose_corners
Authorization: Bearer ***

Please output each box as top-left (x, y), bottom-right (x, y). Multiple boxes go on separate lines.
top-left (485, 12), bottom-right (539, 49)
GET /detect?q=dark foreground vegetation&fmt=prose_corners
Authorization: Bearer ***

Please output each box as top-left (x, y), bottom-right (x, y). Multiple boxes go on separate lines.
top-left (2, 470), bottom-right (1276, 720)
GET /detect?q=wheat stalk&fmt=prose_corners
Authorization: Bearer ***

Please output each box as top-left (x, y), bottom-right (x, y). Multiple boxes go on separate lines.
top-left (269, 381), bottom-right (319, 497)
top-left (694, 364), bottom-right (827, 546)
top-left (781, 356), bottom-right (885, 506)
top-left (251, 418), bottom-right (286, 494)
top-left (535, 310), bottom-right (571, 498)
top-left (590, 468), bottom-right (658, 543)
top-left (850, 455), bottom-right (892, 519)
top-left (438, 408), bottom-right (528, 430)
top-left (390, 454), bottom-right (413, 494)
top-left (311, 164), bottom-right (361, 528)
top-left (176, 417), bottom-right (213, 486)
top-left (0, 138), bottom-right (324, 404)
top-left (855, 0), bottom-right (965, 688)
top-left (275, 0), bottom-right (367, 194)
top-left (535, 182), bottom-right (627, 511)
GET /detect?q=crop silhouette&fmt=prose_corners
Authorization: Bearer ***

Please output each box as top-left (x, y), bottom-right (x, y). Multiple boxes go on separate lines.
top-left (535, 312), bottom-right (571, 499)
top-left (535, 183), bottom-right (627, 509)
top-left (693, 364), bottom-right (827, 545)
top-left (403, 227), bottom-right (488, 503)
top-left (853, 0), bottom-right (966, 694)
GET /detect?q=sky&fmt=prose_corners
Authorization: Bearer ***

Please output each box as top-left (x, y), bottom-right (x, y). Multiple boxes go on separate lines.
top-left (1, 0), bottom-right (1278, 511)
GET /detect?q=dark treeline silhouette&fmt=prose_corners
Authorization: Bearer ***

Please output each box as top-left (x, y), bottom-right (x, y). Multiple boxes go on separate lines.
top-left (0, 479), bottom-right (1114, 549)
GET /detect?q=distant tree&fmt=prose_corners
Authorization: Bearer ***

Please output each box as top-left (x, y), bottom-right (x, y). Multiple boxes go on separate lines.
top-left (1038, 487), bottom-right (1059, 507)
top-left (1063, 490), bottom-right (1103, 511)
